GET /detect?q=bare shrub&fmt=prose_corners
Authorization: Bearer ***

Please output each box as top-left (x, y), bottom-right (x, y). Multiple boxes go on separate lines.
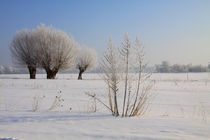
top-left (90, 34), bottom-right (153, 117)
top-left (128, 37), bottom-right (153, 117)
top-left (86, 92), bottom-right (111, 113)
top-left (49, 90), bottom-right (64, 111)
top-left (100, 38), bottom-right (121, 116)
top-left (32, 95), bottom-right (45, 111)
top-left (85, 92), bottom-right (97, 113)
top-left (198, 102), bottom-right (207, 122)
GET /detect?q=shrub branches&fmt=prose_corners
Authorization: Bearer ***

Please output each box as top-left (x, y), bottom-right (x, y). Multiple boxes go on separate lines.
top-left (98, 33), bottom-right (153, 117)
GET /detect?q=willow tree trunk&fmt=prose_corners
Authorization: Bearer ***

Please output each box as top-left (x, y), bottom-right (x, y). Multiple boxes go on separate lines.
top-left (46, 68), bottom-right (58, 79)
top-left (28, 66), bottom-right (36, 79)
top-left (78, 69), bottom-right (85, 80)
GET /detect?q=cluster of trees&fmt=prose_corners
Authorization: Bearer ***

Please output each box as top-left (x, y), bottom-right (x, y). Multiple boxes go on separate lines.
top-left (10, 24), bottom-right (97, 79)
top-left (155, 61), bottom-right (210, 73)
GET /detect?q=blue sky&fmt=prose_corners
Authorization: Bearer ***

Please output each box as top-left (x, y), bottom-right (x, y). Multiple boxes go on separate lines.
top-left (0, 0), bottom-right (210, 66)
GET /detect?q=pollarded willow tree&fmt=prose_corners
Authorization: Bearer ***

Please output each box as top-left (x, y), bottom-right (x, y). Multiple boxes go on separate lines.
top-left (35, 24), bottom-right (78, 79)
top-left (76, 47), bottom-right (98, 80)
top-left (10, 29), bottom-right (39, 79)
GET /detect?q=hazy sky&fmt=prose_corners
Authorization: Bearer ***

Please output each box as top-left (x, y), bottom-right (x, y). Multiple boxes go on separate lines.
top-left (0, 0), bottom-right (209, 66)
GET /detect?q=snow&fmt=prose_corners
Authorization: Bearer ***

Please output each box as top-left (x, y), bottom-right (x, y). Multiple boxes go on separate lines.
top-left (0, 73), bottom-right (210, 140)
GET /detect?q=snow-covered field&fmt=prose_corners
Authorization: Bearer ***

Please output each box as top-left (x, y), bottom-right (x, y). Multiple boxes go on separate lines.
top-left (0, 73), bottom-right (210, 140)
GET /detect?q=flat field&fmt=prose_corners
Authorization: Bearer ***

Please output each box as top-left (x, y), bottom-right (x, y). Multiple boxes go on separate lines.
top-left (0, 73), bottom-right (210, 140)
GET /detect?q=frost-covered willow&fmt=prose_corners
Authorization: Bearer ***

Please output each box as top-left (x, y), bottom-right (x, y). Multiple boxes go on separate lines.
top-left (76, 47), bottom-right (98, 80)
top-left (10, 29), bottom-right (38, 79)
top-left (35, 24), bottom-right (78, 79)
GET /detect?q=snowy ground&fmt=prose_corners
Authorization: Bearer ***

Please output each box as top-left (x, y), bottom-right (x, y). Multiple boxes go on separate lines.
top-left (0, 73), bottom-right (210, 140)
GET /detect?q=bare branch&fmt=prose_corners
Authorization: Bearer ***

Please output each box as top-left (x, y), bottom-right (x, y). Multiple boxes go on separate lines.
top-left (85, 92), bottom-right (112, 112)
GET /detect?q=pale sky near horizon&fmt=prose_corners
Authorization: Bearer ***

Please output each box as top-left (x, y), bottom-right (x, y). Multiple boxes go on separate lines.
top-left (0, 0), bottom-right (209, 66)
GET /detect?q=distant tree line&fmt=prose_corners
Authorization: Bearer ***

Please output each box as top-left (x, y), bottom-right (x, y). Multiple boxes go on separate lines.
top-left (0, 65), bottom-right (44, 74)
top-left (0, 65), bottom-right (20, 74)
top-left (155, 61), bottom-right (210, 73)
top-left (0, 65), bottom-right (100, 74)
top-left (1, 61), bottom-right (209, 74)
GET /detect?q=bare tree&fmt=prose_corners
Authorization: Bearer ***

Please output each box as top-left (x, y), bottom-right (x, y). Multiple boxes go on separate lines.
top-left (35, 24), bottom-right (78, 79)
top-left (120, 32), bottom-right (132, 117)
top-left (128, 37), bottom-right (153, 117)
top-left (100, 38), bottom-right (120, 116)
top-left (76, 47), bottom-right (98, 80)
top-left (10, 29), bottom-right (38, 79)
